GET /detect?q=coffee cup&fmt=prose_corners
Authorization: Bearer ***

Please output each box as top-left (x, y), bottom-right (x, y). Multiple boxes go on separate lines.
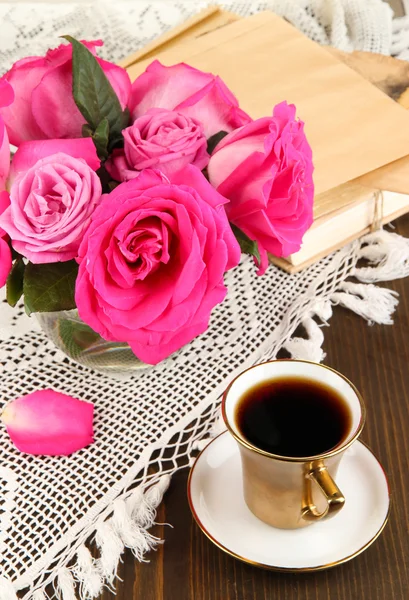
top-left (222, 359), bottom-right (365, 529)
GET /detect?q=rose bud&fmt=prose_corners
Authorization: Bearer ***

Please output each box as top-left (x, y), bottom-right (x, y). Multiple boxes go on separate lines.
top-left (106, 108), bottom-right (209, 181)
top-left (1, 389), bottom-right (94, 456)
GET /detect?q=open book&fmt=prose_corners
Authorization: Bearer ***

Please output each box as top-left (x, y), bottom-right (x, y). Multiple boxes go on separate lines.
top-left (121, 7), bottom-right (409, 272)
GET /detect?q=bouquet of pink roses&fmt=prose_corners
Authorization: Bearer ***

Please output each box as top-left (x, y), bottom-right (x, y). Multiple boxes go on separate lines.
top-left (0, 38), bottom-right (314, 365)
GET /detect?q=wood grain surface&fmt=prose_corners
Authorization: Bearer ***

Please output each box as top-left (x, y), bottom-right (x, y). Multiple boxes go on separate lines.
top-left (100, 214), bottom-right (409, 599)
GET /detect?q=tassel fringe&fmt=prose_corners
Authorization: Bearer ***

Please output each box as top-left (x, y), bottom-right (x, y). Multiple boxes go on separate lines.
top-left (32, 592), bottom-right (48, 600)
top-left (24, 476), bottom-right (170, 600)
top-left (55, 569), bottom-right (76, 600)
top-left (95, 520), bottom-right (124, 587)
top-left (32, 591), bottom-right (48, 600)
top-left (74, 546), bottom-right (102, 599)
top-left (0, 577), bottom-right (18, 600)
top-left (111, 499), bottom-right (157, 560)
top-left (353, 230), bottom-right (409, 282)
top-left (285, 231), bottom-right (404, 362)
top-left (332, 282), bottom-right (398, 325)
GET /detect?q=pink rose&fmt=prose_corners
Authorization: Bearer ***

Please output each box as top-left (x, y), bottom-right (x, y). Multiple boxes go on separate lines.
top-left (0, 191), bottom-right (12, 287)
top-left (128, 60), bottom-right (251, 138)
top-left (0, 40), bottom-right (131, 146)
top-left (0, 79), bottom-right (13, 189)
top-left (208, 102), bottom-right (314, 274)
top-left (76, 166), bottom-right (241, 365)
top-left (0, 83), bottom-right (13, 287)
top-left (106, 108), bottom-right (209, 181)
top-left (0, 138), bottom-right (101, 263)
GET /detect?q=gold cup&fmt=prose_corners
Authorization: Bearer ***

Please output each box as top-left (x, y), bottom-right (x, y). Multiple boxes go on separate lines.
top-left (222, 360), bottom-right (365, 530)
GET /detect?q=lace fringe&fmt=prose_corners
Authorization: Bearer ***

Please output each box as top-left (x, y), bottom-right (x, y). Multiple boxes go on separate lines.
top-left (8, 230), bottom-right (409, 600)
top-left (283, 229), bottom-right (407, 358)
top-left (24, 476), bottom-right (170, 600)
top-left (0, 577), bottom-right (18, 600)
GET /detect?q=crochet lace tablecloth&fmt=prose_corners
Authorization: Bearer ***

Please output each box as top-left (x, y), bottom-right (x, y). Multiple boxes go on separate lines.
top-left (1, 2), bottom-right (409, 599)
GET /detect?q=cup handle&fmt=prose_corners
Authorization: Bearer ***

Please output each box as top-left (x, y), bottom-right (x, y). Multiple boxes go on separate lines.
top-left (301, 462), bottom-right (345, 521)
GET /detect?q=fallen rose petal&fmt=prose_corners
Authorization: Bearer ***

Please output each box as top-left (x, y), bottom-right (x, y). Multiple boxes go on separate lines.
top-left (1, 389), bottom-right (94, 456)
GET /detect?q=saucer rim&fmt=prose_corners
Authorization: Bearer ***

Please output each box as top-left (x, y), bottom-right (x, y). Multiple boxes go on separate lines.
top-left (187, 431), bottom-right (391, 573)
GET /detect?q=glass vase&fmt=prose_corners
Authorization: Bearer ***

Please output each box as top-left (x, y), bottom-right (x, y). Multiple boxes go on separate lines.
top-left (35, 310), bottom-right (147, 376)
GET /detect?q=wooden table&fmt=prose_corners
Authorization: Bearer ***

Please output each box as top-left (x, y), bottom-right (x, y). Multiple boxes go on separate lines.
top-left (100, 212), bottom-right (409, 600)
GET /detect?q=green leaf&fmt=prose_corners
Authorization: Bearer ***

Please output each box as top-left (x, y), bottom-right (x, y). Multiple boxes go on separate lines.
top-left (62, 35), bottom-right (128, 145)
top-left (82, 124), bottom-right (93, 138)
top-left (109, 107), bottom-right (130, 150)
top-left (11, 246), bottom-right (21, 262)
top-left (23, 260), bottom-right (79, 315)
top-left (107, 180), bottom-right (120, 191)
top-left (92, 118), bottom-right (109, 159)
top-left (6, 258), bottom-right (25, 307)
top-left (96, 164), bottom-right (115, 193)
top-left (231, 224), bottom-right (261, 266)
top-left (207, 130), bottom-right (228, 155)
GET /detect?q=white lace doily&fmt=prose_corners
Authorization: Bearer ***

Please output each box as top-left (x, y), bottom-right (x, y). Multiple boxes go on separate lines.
top-left (1, 2), bottom-right (409, 599)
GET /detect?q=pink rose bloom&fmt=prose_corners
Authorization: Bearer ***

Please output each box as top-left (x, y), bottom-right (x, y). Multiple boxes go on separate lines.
top-left (129, 60), bottom-right (251, 138)
top-left (208, 102), bottom-right (314, 274)
top-left (0, 191), bottom-right (12, 288)
top-left (0, 79), bottom-right (13, 189)
top-left (106, 108), bottom-right (209, 181)
top-left (0, 81), bottom-right (13, 287)
top-left (0, 40), bottom-right (131, 146)
top-left (76, 166), bottom-right (241, 365)
top-left (0, 138), bottom-right (101, 263)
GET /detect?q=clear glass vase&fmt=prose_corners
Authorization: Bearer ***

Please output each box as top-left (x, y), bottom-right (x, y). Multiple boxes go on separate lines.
top-left (35, 310), bottom-right (147, 376)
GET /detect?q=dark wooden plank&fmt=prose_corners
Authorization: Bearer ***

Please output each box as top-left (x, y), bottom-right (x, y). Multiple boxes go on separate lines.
top-left (102, 215), bottom-right (409, 599)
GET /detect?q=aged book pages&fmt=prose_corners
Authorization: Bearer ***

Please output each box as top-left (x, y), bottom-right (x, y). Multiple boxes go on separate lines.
top-left (125, 11), bottom-right (409, 196)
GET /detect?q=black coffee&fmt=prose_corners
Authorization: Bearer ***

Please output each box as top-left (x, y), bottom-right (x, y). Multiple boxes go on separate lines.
top-left (235, 376), bottom-right (352, 458)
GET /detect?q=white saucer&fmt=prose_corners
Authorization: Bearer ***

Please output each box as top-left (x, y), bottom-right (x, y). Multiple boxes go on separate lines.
top-left (188, 432), bottom-right (390, 571)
